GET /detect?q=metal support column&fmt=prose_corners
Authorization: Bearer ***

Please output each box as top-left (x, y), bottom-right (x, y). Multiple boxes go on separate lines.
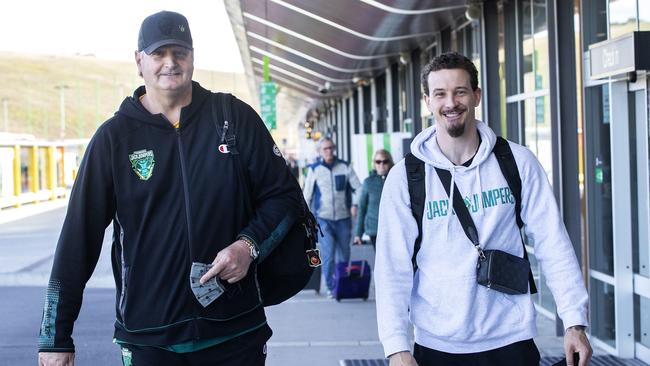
top-left (357, 86), bottom-right (365, 134)
top-left (609, 80), bottom-right (635, 358)
top-left (370, 79), bottom-right (378, 135)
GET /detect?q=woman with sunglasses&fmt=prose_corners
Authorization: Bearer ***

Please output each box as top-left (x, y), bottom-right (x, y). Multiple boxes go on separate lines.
top-left (354, 149), bottom-right (394, 249)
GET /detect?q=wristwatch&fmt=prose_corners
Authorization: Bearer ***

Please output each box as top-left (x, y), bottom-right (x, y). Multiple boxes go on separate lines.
top-left (238, 236), bottom-right (259, 260)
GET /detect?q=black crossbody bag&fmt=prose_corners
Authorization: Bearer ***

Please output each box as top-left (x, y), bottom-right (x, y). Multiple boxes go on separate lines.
top-left (434, 166), bottom-right (531, 295)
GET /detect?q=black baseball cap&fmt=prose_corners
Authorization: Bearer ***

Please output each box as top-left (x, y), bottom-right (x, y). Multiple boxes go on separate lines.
top-left (138, 11), bottom-right (193, 54)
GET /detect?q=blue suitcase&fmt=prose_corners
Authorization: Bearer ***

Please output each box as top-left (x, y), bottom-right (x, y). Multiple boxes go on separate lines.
top-left (332, 260), bottom-right (371, 301)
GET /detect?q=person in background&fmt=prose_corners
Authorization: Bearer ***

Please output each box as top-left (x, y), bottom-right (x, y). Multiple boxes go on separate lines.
top-left (353, 149), bottom-right (393, 249)
top-left (286, 154), bottom-right (300, 179)
top-left (303, 137), bottom-right (361, 297)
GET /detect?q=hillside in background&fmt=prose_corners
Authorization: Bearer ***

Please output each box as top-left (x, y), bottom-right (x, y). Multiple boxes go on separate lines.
top-left (0, 52), bottom-right (251, 140)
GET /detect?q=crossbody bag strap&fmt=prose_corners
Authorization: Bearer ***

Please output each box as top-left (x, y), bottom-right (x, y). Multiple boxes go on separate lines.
top-left (434, 168), bottom-right (481, 250)
top-left (492, 137), bottom-right (537, 294)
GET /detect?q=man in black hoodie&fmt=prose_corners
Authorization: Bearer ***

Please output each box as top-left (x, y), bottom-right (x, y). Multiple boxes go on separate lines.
top-left (38, 11), bottom-right (301, 366)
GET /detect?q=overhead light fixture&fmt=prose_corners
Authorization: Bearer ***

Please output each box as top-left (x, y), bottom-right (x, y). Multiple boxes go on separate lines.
top-left (352, 77), bottom-right (369, 86)
top-left (465, 2), bottom-right (481, 22)
top-left (399, 52), bottom-right (410, 65)
top-left (317, 81), bottom-right (333, 94)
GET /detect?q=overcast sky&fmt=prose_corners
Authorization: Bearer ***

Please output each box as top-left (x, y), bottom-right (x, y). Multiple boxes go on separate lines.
top-left (0, 0), bottom-right (243, 72)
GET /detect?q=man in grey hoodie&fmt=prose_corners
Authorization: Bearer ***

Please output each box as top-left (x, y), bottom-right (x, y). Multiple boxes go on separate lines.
top-left (374, 52), bottom-right (592, 366)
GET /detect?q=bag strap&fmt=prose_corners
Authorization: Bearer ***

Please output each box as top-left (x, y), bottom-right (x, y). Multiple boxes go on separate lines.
top-left (405, 153), bottom-right (425, 271)
top-left (434, 168), bottom-right (481, 249)
top-left (493, 137), bottom-right (522, 228)
top-left (491, 137), bottom-right (537, 294)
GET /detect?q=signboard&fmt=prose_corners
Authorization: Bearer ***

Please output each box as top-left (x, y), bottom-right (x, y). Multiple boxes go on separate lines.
top-left (260, 81), bottom-right (276, 130)
top-left (589, 31), bottom-right (650, 79)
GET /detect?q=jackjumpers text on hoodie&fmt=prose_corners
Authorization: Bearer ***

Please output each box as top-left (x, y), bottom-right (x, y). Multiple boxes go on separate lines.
top-left (374, 121), bottom-right (588, 356)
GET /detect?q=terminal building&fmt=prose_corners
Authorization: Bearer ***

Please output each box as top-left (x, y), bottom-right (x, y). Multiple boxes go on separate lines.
top-left (225, 0), bottom-right (650, 362)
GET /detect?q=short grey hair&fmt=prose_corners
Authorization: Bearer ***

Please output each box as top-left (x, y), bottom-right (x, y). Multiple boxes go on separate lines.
top-left (317, 137), bottom-right (335, 150)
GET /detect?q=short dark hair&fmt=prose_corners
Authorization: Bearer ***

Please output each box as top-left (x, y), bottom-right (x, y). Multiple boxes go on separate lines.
top-left (420, 52), bottom-right (479, 96)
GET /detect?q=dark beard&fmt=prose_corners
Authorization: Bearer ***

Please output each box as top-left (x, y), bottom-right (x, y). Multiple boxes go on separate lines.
top-left (441, 106), bottom-right (468, 138)
top-left (447, 123), bottom-right (466, 137)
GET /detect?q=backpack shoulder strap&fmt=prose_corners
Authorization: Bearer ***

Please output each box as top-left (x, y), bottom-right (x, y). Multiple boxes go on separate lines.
top-left (405, 152), bottom-right (425, 271)
top-left (492, 136), bottom-right (537, 294)
top-left (217, 93), bottom-right (238, 155)
top-left (493, 136), bottom-right (522, 228)
top-left (212, 93), bottom-right (253, 213)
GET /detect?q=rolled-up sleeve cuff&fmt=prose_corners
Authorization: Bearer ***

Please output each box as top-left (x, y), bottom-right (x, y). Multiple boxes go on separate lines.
top-left (560, 310), bottom-right (589, 330)
top-left (382, 334), bottom-right (411, 358)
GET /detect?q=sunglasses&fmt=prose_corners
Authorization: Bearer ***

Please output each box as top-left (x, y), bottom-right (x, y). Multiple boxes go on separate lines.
top-left (374, 159), bottom-right (390, 165)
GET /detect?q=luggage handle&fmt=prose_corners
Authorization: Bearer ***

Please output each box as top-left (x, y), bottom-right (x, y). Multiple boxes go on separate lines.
top-left (346, 258), bottom-right (366, 278)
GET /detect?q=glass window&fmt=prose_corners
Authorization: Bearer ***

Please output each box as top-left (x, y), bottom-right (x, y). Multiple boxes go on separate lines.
top-left (524, 96), bottom-right (553, 181)
top-left (636, 295), bottom-right (650, 347)
top-left (376, 73), bottom-right (387, 133)
top-left (590, 278), bottom-right (616, 347)
top-left (498, 3), bottom-right (508, 135)
top-left (586, 84), bottom-right (614, 276)
top-left (521, 0), bottom-right (549, 94)
top-left (38, 147), bottom-right (47, 191)
top-left (520, 0), bottom-right (533, 93)
top-left (609, 0), bottom-right (638, 38)
top-left (20, 147), bottom-right (29, 193)
top-left (56, 147), bottom-right (64, 188)
top-left (582, 0), bottom-right (608, 51)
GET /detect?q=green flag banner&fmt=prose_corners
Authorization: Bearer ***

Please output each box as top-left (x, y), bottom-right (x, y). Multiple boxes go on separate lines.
top-left (260, 81), bottom-right (277, 130)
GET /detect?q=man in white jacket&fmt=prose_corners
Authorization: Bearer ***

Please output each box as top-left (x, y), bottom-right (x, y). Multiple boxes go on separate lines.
top-left (303, 137), bottom-right (361, 296)
top-left (374, 52), bottom-right (592, 366)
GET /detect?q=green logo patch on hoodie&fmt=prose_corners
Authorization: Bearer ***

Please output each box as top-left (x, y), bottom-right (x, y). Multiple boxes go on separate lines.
top-left (129, 149), bottom-right (155, 181)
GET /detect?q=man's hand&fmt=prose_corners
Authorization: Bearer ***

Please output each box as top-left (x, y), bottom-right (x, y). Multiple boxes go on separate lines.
top-left (200, 240), bottom-right (253, 285)
top-left (564, 326), bottom-right (592, 366)
top-left (350, 205), bottom-right (358, 218)
top-left (39, 352), bottom-right (74, 366)
top-left (388, 351), bottom-right (418, 366)
top-left (353, 236), bottom-right (363, 245)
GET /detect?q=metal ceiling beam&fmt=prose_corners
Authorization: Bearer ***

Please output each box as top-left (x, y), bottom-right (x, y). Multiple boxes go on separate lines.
top-left (250, 47), bottom-right (354, 83)
top-left (252, 68), bottom-right (322, 96)
top-left (247, 31), bottom-right (382, 73)
top-left (251, 58), bottom-right (322, 87)
top-left (243, 12), bottom-right (397, 60)
top-left (270, 0), bottom-right (439, 41)
top-left (359, 0), bottom-right (467, 15)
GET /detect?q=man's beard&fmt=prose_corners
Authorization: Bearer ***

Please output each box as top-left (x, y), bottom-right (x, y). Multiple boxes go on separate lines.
top-left (441, 105), bottom-right (468, 137)
top-left (447, 123), bottom-right (466, 137)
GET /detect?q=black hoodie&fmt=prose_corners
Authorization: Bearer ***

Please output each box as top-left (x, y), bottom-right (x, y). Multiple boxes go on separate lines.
top-left (38, 82), bottom-right (301, 351)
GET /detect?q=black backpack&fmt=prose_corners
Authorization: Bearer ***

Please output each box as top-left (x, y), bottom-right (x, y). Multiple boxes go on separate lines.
top-left (405, 136), bottom-right (537, 293)
top-left (212, 93), bottom-right (321, 306)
